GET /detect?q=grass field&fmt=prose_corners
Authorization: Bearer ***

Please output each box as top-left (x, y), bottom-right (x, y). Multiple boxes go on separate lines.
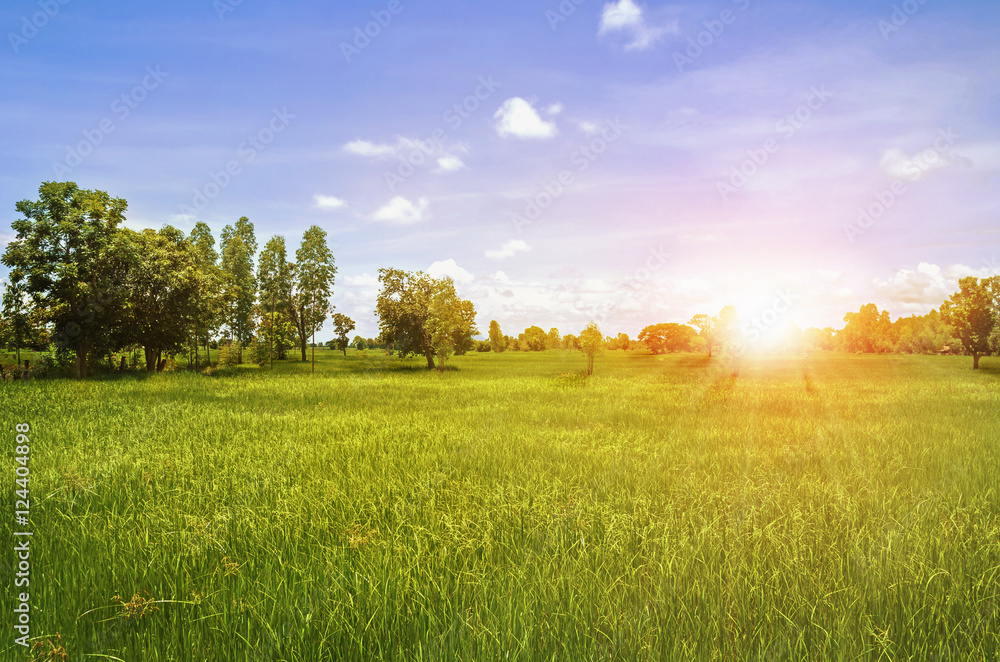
top-left (2, 350), bottom-right (999, 660)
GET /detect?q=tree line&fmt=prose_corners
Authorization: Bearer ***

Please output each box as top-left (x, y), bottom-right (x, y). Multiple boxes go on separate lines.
top-left (3, 182), bottom-right (998, 377)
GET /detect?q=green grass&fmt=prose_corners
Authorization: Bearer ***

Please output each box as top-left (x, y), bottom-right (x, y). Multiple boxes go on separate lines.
top-left (2, 350), bottom-right (999, 660)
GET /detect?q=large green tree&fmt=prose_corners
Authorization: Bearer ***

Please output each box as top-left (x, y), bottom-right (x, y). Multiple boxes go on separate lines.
top-left (840, 303), bottom-right (895, 354)
top-left (188, 222), bottom-right (223, 368)
top-left (940, 276), bottom-right (1000, 369)
top-left (220, 219), bottom-right (257, 361)
top-left (121, 227), bottom-right (200, 371)
top-left (375, 268), bottom-right (477, 370)
top-left (1, 182), bottom-right (131, 378)
top-left (257, 235), bottom-right (294, 367)
top-left (289, 226), bottom-right (337, 362)
top-left (638, 323), bottom-right (697, 354)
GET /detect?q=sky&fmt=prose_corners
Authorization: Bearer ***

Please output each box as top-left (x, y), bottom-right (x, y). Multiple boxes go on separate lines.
top-left (1, 0), bottom-right (998, 343)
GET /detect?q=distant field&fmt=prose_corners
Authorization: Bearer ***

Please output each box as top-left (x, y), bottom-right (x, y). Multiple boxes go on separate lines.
top-left (2, 351), bottom-right (998, 660)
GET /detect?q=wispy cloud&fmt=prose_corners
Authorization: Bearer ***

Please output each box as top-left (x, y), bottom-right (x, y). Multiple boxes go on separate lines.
top-left (485, 239), bottom-right (530, 259)
top-left (428, 258), bottom-right (474, 284)
top-left (599, 0), bottom-right (677, 51)
top-left (370, 196), bottom-right (430, 224)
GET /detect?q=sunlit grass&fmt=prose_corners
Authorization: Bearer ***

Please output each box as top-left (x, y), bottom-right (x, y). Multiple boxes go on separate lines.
top-left (2, 350), bottom-right (998, 660)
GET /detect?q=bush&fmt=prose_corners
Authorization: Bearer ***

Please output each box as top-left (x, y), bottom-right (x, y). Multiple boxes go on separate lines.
top-left (218, 342), bottom-right (241, 368)
top-left (248, 337), bottom-right (270, 367)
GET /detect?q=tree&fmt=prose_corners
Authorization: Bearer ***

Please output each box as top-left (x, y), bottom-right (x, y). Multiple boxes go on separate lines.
top-left (840, 303), bottom-right (895, 353)
top-left (638, 323), bottom-right (697, 354)
top-left (616, 332), bottom-right (630, 351)
top-left (579, 321), bottom-right (604, 376)
top-left (375, 268), bottom-right (477, 370)
top-left (427, 287), bottom-right (478, 366)
top-left (220, 219), bottom-right (258, 362)
top-left (257, 235), bottom-right (293, 368)
top-left (1, 182), bottom-right (131, 378)
top-left (520, 325), bottom-right (547, 351)
top-left (289, 226), bottom-right (337, 363)
top-left (188, 222), bottom-right (223, 368)
top-left (121, 227), bottom-right (200, 372)
top-left (546, 327), bottom-right (561, 350)
top-left (562, 333), bottom-right (579, 350)
top-left (332, 313), bottom-right (356, 356)
top-left (351, 335), bottom-right (367, 351)
top-left (689, 306), bottom-right (738, 357)
top-left (940, 276), bottom-right (1000, 369)
top-left (803, 327), bottom-right (836, 351)
top-left (489, 320), bottom-right (505, 353)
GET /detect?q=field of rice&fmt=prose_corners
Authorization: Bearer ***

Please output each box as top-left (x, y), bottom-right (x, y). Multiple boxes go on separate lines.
top-left (2, 350), bottom-right (998, 660)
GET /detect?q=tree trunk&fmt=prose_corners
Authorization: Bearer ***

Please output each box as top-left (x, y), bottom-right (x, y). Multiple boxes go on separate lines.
top-left (206, 340), bottom-right (211, 367)
top-left (973, 352), bottom-right (981, 370)
top-left (425, 352), bottom-right (436, 370)
top-left (75, 341), bottom-right (88, 379)
top-left (144, 347), bottom-right (159, 372)
top-left (300, 335), bottom-right (308, 362)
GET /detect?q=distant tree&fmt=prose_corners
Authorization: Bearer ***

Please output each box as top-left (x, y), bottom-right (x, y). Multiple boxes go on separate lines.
top-left (188, 222), bottom-right (224, 368)
top-left (579, 321), bottom-right (604, 376)
top-left (489, 320), bottom-right (505, 353)
top-left (1, 182), bottom-right (131, 378)
top-left (520, 325), bottom-right (547, 351)
top-left (352, 335), bottom-right (366, 351)
top-left (893, 310), bottom-right (955, 354)
top-left (940, 276), bottom-right (1000, 369)
top-left (546, 327), bottom-right (561, 350)
top-left (475, 340), bottom-right (492, 352)
top-left (220, 219), bottom-right (257, 362)
top-left (840, 303), bottom-right (895, 353)
top-left (289, 226), bottom-right (337, 364)
top-left (375, 268), bottom-right (477, 370)
top-left (332, 313), bottom-right (356, 356)
top-left (803, 327), bottom-right (836, 351)
top-left (689, 306), bottom-right (739, 357)
top-left (639, 322), bottom-right (697, 354)
top-left (616, 332), bottom-right (630, 351)
top-left (505, 335), bottom-right (519, 351)
top-left (562, 333), bottom-right (579, 350)
top-left (257, 235), bottom-right (293, 368)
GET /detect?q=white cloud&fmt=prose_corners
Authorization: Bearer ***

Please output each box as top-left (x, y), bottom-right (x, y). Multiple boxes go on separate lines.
top-left (313, 194), bottom-right (347, 210)
top-left (435, 155), bottom-right (466, 173)
top-left (494, 98), bottom-right (558, 139)
top-left (874, 262), bottom-right (995, 310)
top-left (880, 147), bottom-right (952, 181)
top-left (371, 196), bottom-right (430, 225)
top-left (578, 120), bottom-right (601, 135)
top-left (343, 139), bottom-right (399, 158)
top-left (485, 239), bottom-right (531, 260)
top-left (599, 0), bottom-right (676, 50)
top-left (428, 259), bottom-right (474, 284)
top-left (546, 103), bottom-right (565, 116)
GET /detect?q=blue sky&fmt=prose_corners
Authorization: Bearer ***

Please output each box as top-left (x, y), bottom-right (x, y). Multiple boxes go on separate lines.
top-left (1, 0), bottom-right (998, 342)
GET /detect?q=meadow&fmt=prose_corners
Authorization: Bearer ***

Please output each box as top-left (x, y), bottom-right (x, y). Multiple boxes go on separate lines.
top-left (2, 350), bottom-right (998, 661)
